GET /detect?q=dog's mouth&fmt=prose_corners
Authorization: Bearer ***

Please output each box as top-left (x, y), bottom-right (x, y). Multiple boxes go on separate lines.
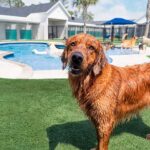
top-left (69, 65), bottom-right (82, 75)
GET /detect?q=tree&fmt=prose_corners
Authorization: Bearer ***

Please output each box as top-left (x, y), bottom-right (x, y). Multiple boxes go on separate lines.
top-left (14, 0), bottom-right (25, 7)
top-left (145, 0), bottom-right (150, 37)
top-left (0, 0), bottom-right (11, 7)
top-left (73, 0), bottom-right (99, 33)
top-left (87, 11), bottom-right (94, 21)
top-left (68, 10), bottom-right (74, 17)
top-left (0, 0), bottom-right (24, 7)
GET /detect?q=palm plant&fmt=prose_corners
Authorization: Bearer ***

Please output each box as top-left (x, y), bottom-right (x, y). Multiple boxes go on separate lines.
top-left (87, 11), bottom-right (94, 21)
top-left (73, 0), bottom-right (99, 33)
top-left (0, 0), bottom-right (24, 7)
top-left (144, 0), bottom-right (150, 37)
top-left (14, 0), bottom-right (25, 7)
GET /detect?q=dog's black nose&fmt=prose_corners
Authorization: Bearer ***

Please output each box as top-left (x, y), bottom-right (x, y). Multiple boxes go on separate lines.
top-left (71, 52), bottom-right (83, 65)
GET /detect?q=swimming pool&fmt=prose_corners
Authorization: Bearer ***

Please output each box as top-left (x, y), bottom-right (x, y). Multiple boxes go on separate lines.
top-left (0, 43), bottom-right (62, 70)
top-left (0, 43), bottom-right (139, 70)
top-left (105, 48), bottom-right (139, 63)
top-left (106, 48), bottom-right (139, 55)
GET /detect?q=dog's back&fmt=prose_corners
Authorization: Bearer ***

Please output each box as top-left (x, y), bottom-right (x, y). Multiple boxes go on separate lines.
top-left (121, 36), bottom-right (137, 49)
top-left (143, 36), bottom-right (150, 46)
top-left (113, 63), bottom-right (150, 120)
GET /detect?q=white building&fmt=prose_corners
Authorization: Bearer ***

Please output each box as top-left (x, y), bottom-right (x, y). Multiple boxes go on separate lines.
top-left (1, 1), bottom-right (146, 40)
top-left (0, 1), bottom-right (102, 40)
top-left (134, 15), bottom-right (148, 37)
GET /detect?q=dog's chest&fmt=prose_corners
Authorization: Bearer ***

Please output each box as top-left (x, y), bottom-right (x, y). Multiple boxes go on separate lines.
top-left (75, 85), bottom-right (105, 119)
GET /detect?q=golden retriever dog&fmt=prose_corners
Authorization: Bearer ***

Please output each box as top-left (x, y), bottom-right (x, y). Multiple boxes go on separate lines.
top-left (143, 36), bottom-right (150, 46)
top-left (121, 35), bottom-right (137, 49)
top-left (61, 33), bottom-right (150, 150)
top-left (102, 42), bottom-right (115, 51)
top-left (139, 36), bottom-right (150, 51)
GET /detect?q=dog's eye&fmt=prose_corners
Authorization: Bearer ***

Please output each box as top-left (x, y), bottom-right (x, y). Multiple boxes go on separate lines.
top-left (88, 46), bottom-right (95, 51)
top-left (70, 42), bottom-right (76, 46)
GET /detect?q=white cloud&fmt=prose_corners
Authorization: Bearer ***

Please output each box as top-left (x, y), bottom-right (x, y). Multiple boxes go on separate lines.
top-left (89, 0), bottom-right (145, 20)
top-left (22, 0), bottom-right (49, 6)
top-left (22, 0), bottom-right (145, 21)
top-left (98, 0), bottom-right (115, 6)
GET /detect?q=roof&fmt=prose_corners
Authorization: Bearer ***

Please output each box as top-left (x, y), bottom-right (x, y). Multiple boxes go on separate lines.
top-left (68, 18), bottom-right (101, 25)
top-left (103, 18), bottom-right (136, 25)
top-left (0, 2), bottom-right (57, 17)
top-left (134, 15), bottom-right (146, 24)
top-left (93, 20), bottom-right (106, 25)
top-left (68, 17), bottom-right (107, 26)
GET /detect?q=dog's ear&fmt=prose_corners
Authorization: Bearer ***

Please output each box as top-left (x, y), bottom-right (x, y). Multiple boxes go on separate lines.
top-left (61, 48), bottom-right (68, 70)
top-left (93, 57), bottom-right (101, 76)
top-left (93, 43), bottom-right (107, 76)
top-left (61, 38), bottom-right (72, 69)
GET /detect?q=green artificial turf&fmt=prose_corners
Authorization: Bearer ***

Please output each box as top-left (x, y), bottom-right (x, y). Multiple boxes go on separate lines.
top-left (0, 79), bottom-right (150, 150)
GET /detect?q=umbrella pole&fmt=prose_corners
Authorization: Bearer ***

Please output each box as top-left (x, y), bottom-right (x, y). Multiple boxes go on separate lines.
top-left (103, 25), bottom-right (106, 42)
top-left (111, 25), bottom-right (114, 42)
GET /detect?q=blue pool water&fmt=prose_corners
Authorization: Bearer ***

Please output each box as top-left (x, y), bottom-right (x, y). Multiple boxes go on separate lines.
top-left (0, 43), bottom-right (139, 70)
top-left (106, 48), bottom-right (139, 55)
top-left (0, 43), bottom-right (62, 70)
top-left (105, 48), bottom-right (139, 63)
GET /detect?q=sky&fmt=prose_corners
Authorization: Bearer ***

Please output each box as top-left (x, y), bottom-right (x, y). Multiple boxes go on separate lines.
top-left (22, 0), bottom-right (148, 21)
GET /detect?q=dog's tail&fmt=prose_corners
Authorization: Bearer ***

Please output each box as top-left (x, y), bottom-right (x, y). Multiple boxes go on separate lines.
top-left (122, 33), bottom-right (128, 41)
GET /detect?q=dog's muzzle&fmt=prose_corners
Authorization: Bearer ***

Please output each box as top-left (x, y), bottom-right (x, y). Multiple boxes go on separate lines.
top-left (69, 52), bottom-right (83, 75)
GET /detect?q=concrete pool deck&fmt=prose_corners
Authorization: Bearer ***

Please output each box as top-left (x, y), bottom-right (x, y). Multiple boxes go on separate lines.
top-left (0, 47), bottom-right (150, 79)
top-left (0, 51), bottom-right (33, 79)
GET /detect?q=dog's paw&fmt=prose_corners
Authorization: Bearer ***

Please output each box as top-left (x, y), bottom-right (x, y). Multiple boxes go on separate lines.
top-left (90, 148), bottom-right (96, 150)
top-left (146, 134), bottom-right (150, 140)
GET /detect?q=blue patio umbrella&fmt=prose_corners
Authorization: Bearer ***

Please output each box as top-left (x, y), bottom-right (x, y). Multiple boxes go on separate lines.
top-left (103, 18), bottom-right (136, 25)
top-left (103, 18), bottom-right (136, 42)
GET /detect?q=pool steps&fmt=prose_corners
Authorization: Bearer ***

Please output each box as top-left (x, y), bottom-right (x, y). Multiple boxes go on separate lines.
top-left (0, 50), bottom-right (33, 79)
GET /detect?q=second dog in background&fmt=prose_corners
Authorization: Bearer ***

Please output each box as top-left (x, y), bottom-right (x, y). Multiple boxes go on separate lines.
top-left (121, 34), bottom-right (137, 49)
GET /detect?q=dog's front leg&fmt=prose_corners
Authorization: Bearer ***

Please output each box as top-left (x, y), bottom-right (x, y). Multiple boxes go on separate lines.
top-left (96, 119), bottom-right (114, 150)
